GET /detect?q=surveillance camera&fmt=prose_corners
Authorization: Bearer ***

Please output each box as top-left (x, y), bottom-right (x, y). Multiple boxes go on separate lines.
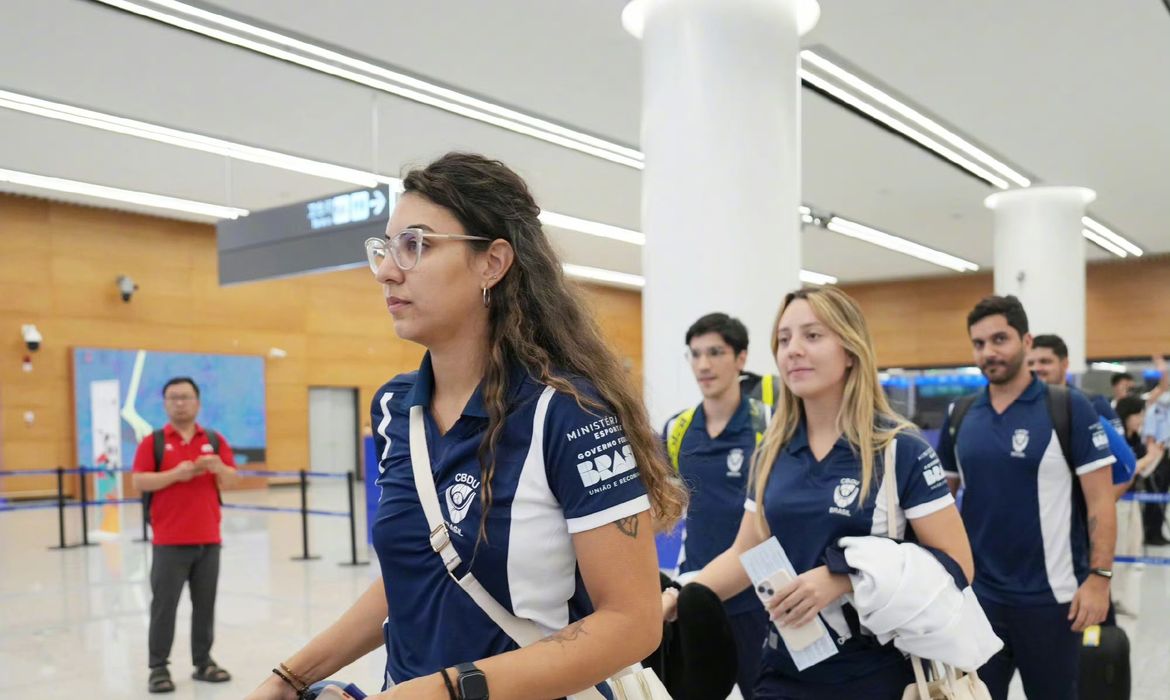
top-left (117, 275), bottom-right (138, 303)
top-left (21, 324), bottom-right (42, 352)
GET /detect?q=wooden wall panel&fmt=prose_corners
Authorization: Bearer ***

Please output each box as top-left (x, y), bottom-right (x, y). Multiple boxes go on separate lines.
top-left (840, 257), bottom-right (1170, 368)
top-left (0, 195), bottom-right (645, 497)
top-left (12, 193), bottom-right (1155, 498)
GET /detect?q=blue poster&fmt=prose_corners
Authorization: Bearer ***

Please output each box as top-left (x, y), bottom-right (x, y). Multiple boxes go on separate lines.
top-left (72, 348), bottom-right (266, 468)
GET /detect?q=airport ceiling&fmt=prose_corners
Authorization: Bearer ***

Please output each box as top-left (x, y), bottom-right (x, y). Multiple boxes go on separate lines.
top-left (1, 0), bottom-right (1167, 284)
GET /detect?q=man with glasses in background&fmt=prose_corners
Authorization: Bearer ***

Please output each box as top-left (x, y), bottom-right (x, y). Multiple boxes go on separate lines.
top-left (132, 377), bottom-right (240, 693)
top-left (662, 313), bottom-right (770, 699)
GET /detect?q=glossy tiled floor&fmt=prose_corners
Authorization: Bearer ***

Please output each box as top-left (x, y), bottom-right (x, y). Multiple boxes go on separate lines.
top-left (1, 482), bottom-right (386, 699)
top-left (2, 485), bottom-right (1168, 698)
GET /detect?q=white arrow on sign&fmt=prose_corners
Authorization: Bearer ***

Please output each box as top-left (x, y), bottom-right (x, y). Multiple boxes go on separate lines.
top-left (370, 189), bottom-right (387, 216)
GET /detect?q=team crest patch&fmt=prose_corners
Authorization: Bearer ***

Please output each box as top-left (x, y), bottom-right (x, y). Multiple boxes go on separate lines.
top-left (1011, 429), bottom-right (1029, 458)
top-left (200, 443), bottom-right (214, 453)
top-left (726, 448), bottom-right (745, 477)
top-left (830, 477), bottom-right (860, 516)
top-left (445, 482), bottom-right (477, 525)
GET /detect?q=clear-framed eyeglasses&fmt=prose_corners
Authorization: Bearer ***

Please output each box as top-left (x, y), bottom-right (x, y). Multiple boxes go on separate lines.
top-left (364, 228), bottom-right (491, 273)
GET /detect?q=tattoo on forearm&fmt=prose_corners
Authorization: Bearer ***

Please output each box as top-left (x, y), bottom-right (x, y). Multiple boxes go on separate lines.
top-left (615, 516), bottom-right (639, 539)
top-left (539, 620), bottom-right (587, 646)
top-left (1088, 516), bottom-right (1097, 539)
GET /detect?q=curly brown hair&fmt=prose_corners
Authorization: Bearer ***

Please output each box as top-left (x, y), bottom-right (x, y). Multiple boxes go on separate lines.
top-left (402, 153), bottom-right (687, 541)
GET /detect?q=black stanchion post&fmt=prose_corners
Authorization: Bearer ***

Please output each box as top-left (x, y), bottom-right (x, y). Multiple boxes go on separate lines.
top-left (135, 495), bottom-right (150, 543)
top-left (291, 469), bottom-right (320, 561)
top-left (340, 470), bottom-right (369, 567)
top-left (48, 466), bottom-right (75, 550)
top-left (78, 467), bottom-right (96, 547)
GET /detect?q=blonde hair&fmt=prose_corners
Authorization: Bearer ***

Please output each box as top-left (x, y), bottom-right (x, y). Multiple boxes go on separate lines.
top-left (749, 286), bottom-right (913, 532)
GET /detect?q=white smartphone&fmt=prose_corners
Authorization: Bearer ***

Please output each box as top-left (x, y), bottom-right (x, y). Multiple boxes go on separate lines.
top-left (753, 569), bottom-right (827, 651)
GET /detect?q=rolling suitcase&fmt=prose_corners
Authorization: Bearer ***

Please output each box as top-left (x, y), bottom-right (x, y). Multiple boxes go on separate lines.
top-left (1078, 624), bottom-right (1130, 700)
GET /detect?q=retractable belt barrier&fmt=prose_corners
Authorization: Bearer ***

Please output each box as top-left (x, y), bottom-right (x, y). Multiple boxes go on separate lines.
top-left (0, 467), bottom-right (369, 566)
top-left (5, 468), bottom-right (1167, 567)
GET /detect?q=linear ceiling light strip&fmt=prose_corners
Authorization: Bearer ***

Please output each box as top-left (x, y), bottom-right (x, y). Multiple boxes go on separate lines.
top-left (801, 51), bottom-right (1031, 188)
top-left (826, 216), bottom-right (979, 273)
top-left (801, 52), bottom-right (1143, 259)
top-left (146, 0), bottom-right (643, 163)
top-left (799, 70), bottom-right (1012, 190)
top-left (0, 90), bottom-right (381, 187)
top-left (89, 1), bottom-right (990, 270)
top-left (0, 167), bottom-right (248, 219)
top-left (1083, 216), bottom-right (1143, 257)
top-left (562, 264), bottom-right (837, 289)
top-left (1081, 229), bottom-right (1128, 258)
top-left (96, 0), bottom-right (643, 168)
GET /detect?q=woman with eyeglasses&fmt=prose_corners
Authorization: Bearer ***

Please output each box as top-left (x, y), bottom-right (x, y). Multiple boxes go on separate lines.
top-left (246, 153), bottom-right (685, 700)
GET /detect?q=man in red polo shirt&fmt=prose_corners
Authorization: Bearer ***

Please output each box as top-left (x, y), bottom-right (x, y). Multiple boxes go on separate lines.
top-left (132, 376), bottom-right (240, 693)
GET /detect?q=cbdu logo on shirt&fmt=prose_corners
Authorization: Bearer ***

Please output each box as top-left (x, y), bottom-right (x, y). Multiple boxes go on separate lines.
top-left (1011, 429), bottom-right (1029, 457)
top-left (726, 448), bottom-right (745, 478)
top-left (445, 473), bottom-right (479, 526)
top-left (830, 477), bottom-right (861, 516)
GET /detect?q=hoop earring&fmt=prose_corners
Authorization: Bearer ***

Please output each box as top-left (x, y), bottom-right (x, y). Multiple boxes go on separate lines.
top-left (482, 285), bottom-right (491, 308)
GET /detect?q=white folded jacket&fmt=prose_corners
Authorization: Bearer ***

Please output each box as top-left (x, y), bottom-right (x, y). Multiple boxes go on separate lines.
top-left (838, 535), bottom-right (1003, 672)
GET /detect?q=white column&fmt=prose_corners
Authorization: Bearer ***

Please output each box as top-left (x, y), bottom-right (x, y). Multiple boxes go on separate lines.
top-left (628, 0), bottom-right (818, 426)
top-left (984, 186), bottom-right (1095, 373)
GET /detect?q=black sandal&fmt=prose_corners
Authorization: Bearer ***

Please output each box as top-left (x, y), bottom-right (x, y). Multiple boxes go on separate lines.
top-left (192, 662), bottom-right (232, 683)
top-left (148, 667), bottom-right (175, 694)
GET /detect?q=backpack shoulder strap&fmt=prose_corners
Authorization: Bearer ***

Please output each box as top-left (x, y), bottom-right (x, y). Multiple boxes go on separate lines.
top-left (1045, 385), bottom-right (1074, 471)
top-left (151, 429), bottom-right (166, 471)
top-left (666, 407), bottom-right (697, 470)
top-left (205, 429), bottom-right (221, 454)
top-left (748, 398), bottom-right (768, 445)
top-left (203, 428), bottom-right (225, 505)
top-left (760, 374), bottom-right (775, 409)
top-left (948, 394), bottom-right (979, 444)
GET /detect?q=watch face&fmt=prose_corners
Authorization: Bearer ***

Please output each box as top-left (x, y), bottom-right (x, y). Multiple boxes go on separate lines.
top-left (459, 670), bottom-right (489, 700)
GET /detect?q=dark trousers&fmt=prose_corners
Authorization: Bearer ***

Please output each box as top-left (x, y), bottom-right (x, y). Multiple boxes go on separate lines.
top-left (149, 544), bottom-right (221, 669)
top-left (728, 607), bottom-right (768, 700)
top-left (753, 658), bottom-right (913, 700)
top-left (1140, 457), bottom-right (1169, 541)
top-left (978, 599), bottom-right (1079, 700)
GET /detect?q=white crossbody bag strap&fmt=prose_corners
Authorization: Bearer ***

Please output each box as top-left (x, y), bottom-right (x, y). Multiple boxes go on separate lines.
top-left (409, 405), bottom-right (545, 647)
top-left (885, 439), bottom-right (932, 700)
top-left (409, 402), bottom-right (610, 700)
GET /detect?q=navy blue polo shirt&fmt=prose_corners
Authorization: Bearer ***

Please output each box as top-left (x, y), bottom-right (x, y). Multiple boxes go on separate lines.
top-left (664, 396), bottom-right (761, 616)
top-left (746, 421), bottom-right (953, 684)
top-left (1087, 392), bottom-right (1123, 434)
top-left (370, 355), bottom-right (649, 690)
top-left (937, 377), bottom-right (1114, 607)
top-left (1075, 387), bottom-right (1135, 484)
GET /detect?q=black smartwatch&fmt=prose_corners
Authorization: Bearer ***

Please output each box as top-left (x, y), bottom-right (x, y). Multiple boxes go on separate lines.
top-left (1090, 568), bottom-right (1113, 580)
top-left (454, 662), bottom-right (489, 700)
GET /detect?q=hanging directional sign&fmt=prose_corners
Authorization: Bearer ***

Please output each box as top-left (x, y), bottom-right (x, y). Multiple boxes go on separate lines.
top-left (216, 186), bottom-right (397, 285)
top-left (306, 188), bottom-right (388, 231)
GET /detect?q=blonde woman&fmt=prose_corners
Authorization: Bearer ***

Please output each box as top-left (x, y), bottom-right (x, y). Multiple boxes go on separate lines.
top-left (662, 287), bottom-right (974, 699)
